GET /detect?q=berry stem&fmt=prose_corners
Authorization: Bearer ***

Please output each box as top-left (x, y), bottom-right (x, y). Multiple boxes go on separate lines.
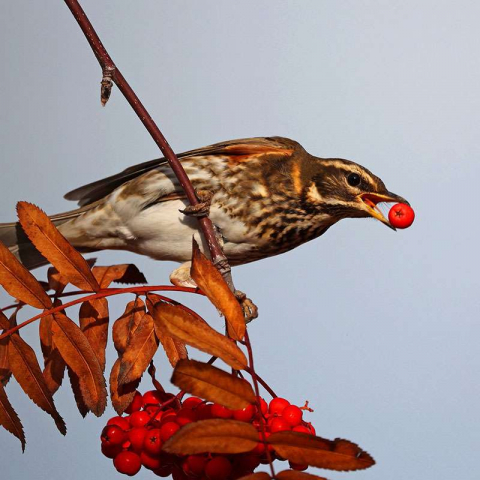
top-left (244, 329), bottom-right (276, 478)
top-left (244, 367), bottom-right (277, 399)
top-left (144, 389), bottom-right (186, 428)
top-left (147, 362), bottom-right (165, 393)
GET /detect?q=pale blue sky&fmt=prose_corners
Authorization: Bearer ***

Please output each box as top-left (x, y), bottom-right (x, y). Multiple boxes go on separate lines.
top-left (1, 1), bottom-right (479, 479)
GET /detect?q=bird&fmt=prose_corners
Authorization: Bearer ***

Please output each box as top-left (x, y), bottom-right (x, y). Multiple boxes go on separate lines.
top-left (0, 136), bottom-right (408, 288)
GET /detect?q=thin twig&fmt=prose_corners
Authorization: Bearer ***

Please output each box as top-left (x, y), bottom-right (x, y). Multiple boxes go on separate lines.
top-left (63, 0), bottom-right (234, 290)
top-left (244, 330), bottom-right (276, 478)
top-left (245, 367), bottom-right (277, 399)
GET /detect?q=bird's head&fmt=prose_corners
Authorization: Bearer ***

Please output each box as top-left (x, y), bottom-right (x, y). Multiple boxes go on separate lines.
top-left (301, 157), bottom-right (408, 230)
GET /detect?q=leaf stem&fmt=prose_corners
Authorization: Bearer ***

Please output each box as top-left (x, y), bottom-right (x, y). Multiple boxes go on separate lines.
top-left (0, 285), bottom-right (202, 341)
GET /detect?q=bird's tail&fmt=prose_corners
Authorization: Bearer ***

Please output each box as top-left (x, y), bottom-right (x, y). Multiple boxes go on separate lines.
top-left (0, 205), bottom-right (96, 270)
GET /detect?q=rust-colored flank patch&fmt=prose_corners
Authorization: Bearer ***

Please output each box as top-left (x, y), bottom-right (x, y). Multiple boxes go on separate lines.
top-left (224, 144), bottom-right (294, 164)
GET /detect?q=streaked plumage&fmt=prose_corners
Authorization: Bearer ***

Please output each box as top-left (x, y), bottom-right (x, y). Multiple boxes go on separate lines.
top-left (0, 137), bottom-right (407, 286)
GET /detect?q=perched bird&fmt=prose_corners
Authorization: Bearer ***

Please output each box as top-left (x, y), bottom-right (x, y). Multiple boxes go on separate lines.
top-left (0, 137), bottom-right (407, 287)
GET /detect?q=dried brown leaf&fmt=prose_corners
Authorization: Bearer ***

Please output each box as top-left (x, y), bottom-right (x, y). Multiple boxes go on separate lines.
top-left (0, 240), bottom-right (52, 309)
top-left (153, 302), bottom-right (246, 370)
top-left (0, 311), bottom-right (9, 330)
top-left (113, 298), bottom-right (145, 354)
top-left (171, 359), bottom-right (255, 410)
top-left (0, 339), bottom-right (10, 386)
top-left (147, 295), bottom-right (188, 367)
top-left (191, 241), bottom-right (245, 341)
top-left (67, 366), bottom-right (89, 417)
top-left (79, 298), bottom-right (109, 371)
top-left (0, 382), bottom-right (25, 451)
top-left (162, 418), bottom-right (259, 455)
top-left (37, 311), bottom-right (65, 393)
top-left (109, 358), bottom-right (140, 415)
top-left (237, 473), bottom-right (271, 480)
top-left (39, 313), bottom-right (53, 359)
top-left (52, 311), bottom-right (107, 416)
top-left (47, 267), bottom-right (70, 295)
top-left (118, 312), bottom-right (158, 386)
top-left (276, 470), bottom-right (329, 480)
top-left (237, 472), bottom-right (272, 480)
top-left (17, 202), bottom-right (99, 292)
top-left (8, 332), bottom-right (66, 434)
top-left (268, 432), bottom-right (375, 471)
top-left (92, 264), bottom-right (147, 288)
top-left (43, 348), bottom-right (66, 395)
top-left (0, 312), bottom-right (11, 386)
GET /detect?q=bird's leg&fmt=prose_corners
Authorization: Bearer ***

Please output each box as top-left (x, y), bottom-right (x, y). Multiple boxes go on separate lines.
top-left (180, 190), bottom-right (214, 217)
top-left (169, 263), bottom-right (258, 322)
top-left (234, 290), bottom-right (259, 322)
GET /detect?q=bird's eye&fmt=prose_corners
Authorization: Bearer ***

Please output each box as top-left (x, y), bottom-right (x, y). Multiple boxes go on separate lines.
top-left (347, 173), bottom-right (361, 187)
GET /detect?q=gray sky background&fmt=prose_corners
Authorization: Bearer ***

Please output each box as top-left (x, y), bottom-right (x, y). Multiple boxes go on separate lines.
top-left (1, 1), bottom-right (479, 479)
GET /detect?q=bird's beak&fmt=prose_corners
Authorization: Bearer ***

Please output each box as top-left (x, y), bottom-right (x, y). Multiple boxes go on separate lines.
top-left (357, 191), bottom-right (409, 231)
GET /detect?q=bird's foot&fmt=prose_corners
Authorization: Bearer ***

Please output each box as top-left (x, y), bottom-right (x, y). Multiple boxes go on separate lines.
top-left (234, 290), bottom-right (259, 323)
top-left (180, 190), bottom-right (213, 217)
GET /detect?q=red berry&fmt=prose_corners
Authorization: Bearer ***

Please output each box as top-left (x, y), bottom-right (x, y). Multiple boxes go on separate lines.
top-left (146, 406), bottom-right (164, 424)
top-left (269, 397), bottom-right (290, 416)
top-left (107, 416), bottom-right (131, 431)
top-left (388, 203), bottom-right (415, 229)
top-left (160, 421), bottom-right (180, 442)
top-left (250, 442), bottom-right (266, 455)
top-left (205, 456), bottom-right (233, 480)
top-left (177, 407), bottom-right (197, 426)
top-left (234, 454), bottom-right (260, 472)
top-left (101, 442), bottom-right (122, 459)
top-left (143, 428), bottom-right (163, 455)
top-left (257, 397), bottom-right (268, 416)
top-left (182, 397), bottom-right (203, 409)
top-left (282, 405), bottom-right (303, 426)
top-left (185, 455), bottom-right (208, 476)
top-left (289, 460), bottom-right (308, 471)
top-left (160, 411), bottom-right (177, 425)
top-left (172, 466), bottom-right (190, 480)
top-left (196, 403), bottom-right (213, 420)
top-left (233, 404), bottom-right (255, 422)
top-left (101, 425), bottom-right (127, 446)
top-left (141, 451), bottom-right (163, 470)
top-left (129, 410), bottom-right (151, 428)
top-left (153, 464), bottom-right (173, 477)
top-left (125, 391), bottom-right (144, 414)
top-left (269, 417), bottom-right (291, 433)
top-left (306, 423), bottom-right (316, 435)
top-left (114, 451), bottom-right (142, 476)
top-left (160, 453), bottom-right (177, 466)
top-left (128, 427), bottom-right (148, 453)
top-left (211, 404), bottom-right (233, 419)
top-left (143, 390), bottom-right (164, 406)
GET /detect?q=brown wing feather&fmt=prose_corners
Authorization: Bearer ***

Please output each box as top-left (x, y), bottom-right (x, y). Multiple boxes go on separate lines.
top-left (64, 136), bottom-right (297, 207)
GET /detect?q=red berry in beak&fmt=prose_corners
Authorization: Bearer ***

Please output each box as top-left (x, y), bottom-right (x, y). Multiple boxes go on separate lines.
top-left (388, 203), bottom-right (415, 229)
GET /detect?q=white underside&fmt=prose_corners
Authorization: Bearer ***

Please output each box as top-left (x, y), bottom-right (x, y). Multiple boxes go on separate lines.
top-left (60, 198), bottom-right (259, 264)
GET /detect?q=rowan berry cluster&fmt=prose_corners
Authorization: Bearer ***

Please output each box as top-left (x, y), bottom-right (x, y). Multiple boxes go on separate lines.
top-left (100, 389), bottom-right (315, 477)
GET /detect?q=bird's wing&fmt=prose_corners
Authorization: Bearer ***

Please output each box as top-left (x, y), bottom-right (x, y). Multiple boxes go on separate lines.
top-left (64, 137), bottom-right (297, 206)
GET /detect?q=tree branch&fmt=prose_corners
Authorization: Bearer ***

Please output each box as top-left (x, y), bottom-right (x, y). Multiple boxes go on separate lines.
top-left (63, 0), bottom-right (234, 290)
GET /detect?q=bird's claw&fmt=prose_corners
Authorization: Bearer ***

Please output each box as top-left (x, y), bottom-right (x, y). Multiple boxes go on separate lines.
top-left (180, 190), bottom-right (213, 217)
top-left (235, 290), bottom-right (259, 323)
